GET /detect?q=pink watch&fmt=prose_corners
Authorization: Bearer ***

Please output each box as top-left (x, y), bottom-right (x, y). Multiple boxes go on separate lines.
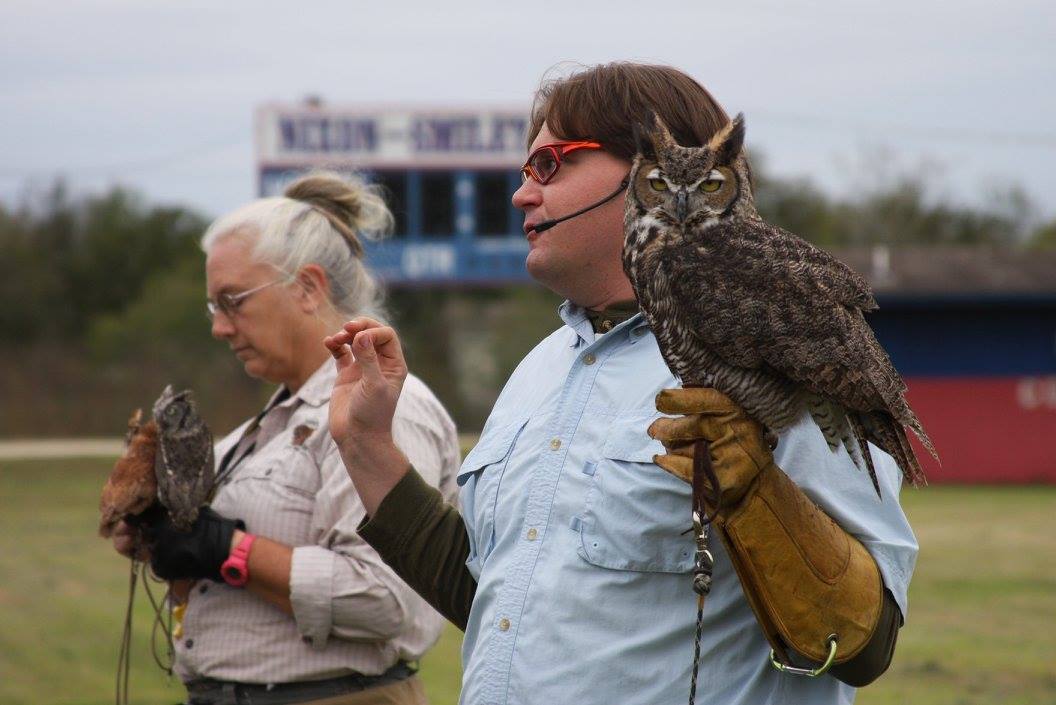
top-left (221, 533), bottom-right (256, 587)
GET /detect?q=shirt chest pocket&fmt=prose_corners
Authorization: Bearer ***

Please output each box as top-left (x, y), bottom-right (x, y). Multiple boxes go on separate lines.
top-left (457, 417), bottom-right (528, 578)
top-left (576, 415), bottom-right (695, 573)
top-left (235, 445), bottom-right (321, 502)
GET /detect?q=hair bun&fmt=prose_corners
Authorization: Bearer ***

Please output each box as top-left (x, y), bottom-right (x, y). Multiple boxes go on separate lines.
top-left (283, 172), bottom-right (393, 256)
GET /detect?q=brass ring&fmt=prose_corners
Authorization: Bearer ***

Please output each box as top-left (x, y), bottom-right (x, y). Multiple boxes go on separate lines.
top-left (769, 634), bottom-right (839, 677)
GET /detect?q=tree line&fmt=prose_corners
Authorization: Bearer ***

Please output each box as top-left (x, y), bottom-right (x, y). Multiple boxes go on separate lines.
top-left (1, 166), bottom-right (1053, 437)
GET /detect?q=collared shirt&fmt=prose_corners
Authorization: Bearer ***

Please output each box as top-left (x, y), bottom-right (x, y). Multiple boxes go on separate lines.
top-left (175, 360), bottom-right (461, 685)
top-left (456, 303), bottom-right (918, 705)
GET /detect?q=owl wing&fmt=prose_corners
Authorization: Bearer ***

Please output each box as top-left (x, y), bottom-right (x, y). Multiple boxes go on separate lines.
top-left (187, 431), bottom-right (216, 506)
top-left (726, 219), bottom-right (878, 313)
top-left (666, 220), bottom-right (902, 413)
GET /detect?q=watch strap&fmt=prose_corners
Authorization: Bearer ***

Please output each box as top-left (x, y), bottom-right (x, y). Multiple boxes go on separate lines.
top-left (220, 532), bottom-right (256, 587)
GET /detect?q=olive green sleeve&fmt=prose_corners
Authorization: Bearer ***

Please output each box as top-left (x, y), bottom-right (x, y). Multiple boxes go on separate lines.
top-left (357, 466), bottom-right (476, 631)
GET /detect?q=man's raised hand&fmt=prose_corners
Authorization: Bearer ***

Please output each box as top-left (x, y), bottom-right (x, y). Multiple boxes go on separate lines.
top-left (324, 318), bottom-right (412, 514)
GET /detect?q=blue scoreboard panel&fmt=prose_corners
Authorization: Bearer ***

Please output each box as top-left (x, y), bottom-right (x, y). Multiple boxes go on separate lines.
top-left (257, 104), bottom-right (534, 286)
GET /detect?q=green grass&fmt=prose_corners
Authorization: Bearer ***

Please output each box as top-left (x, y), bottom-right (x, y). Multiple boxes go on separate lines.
top-left (1, 459), bottom-right (1054, 704)
top-left (858, 486), bottom-right (1056, 705)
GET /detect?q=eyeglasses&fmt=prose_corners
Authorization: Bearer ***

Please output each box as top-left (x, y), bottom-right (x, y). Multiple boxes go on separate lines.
top-left (520, 141), bottom-right (602, 185)
top-left (206, 278), bottom-right (287, 320)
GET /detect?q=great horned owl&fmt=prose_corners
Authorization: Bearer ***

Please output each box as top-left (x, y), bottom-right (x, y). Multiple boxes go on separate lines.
top-left (622, 114), bottom-right (936, 496)
top-left (152, 385), bottom-right (214, 530)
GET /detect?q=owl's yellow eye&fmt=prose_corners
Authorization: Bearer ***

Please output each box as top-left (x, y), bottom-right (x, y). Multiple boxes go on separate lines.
top-left (700, 179), bottom-right (722, 193)
top-left (649, 178), bottom-right (668, 192)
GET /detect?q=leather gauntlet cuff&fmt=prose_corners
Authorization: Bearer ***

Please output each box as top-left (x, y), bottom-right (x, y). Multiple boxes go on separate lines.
top-left (715, 461), bottom-right (883, 665)
top-left (648, 387), bottom-right (885, 667)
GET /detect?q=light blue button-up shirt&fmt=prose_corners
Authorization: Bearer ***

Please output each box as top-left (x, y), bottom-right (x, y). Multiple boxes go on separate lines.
top-left (456, 303), bottom-right (918, 705)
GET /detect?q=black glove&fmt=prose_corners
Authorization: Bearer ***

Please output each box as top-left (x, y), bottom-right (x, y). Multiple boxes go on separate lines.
top-left (142, 505), bottom-right (245, 582)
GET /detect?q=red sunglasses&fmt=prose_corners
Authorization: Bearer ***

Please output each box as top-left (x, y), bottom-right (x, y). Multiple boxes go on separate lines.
top-left (520, 141), bottom-right (603, 184)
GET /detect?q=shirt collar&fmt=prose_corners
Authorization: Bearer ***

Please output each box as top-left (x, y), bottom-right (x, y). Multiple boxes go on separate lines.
top-left (585, 299), bottom-right (640, 334)
top-left (559, 300), bottom-right (650, 347)
top-left (269, 358), bottom-right (337, 410)
top-left (559, 301), bottom-right (592, 346)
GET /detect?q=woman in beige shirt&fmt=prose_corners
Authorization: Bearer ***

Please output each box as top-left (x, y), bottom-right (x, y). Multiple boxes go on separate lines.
top-left (112, 172), bottom-right (460, 705)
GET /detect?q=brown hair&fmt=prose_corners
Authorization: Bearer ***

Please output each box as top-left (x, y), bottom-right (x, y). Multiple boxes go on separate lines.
top-left (528, 63), bottom-right (730, 160)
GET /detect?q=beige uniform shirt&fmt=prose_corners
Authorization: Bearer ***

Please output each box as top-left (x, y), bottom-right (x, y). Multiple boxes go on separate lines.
top-left (174, 360), bottom-right (460, 684)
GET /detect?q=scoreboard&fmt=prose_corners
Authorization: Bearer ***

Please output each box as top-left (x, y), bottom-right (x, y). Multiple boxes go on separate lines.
top-left (256, 102), bottom-right (533, 285)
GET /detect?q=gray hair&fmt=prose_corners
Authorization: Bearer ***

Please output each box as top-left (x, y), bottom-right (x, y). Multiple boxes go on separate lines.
top-left (201, 171), bottom-right (392, 322)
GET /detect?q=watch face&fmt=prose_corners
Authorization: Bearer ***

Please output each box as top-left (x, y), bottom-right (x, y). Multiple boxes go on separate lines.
top-left (221, 561), bottom-right (248, 586)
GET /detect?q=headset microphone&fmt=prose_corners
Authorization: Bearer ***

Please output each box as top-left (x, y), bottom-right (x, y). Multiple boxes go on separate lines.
top-left (531, 177), bottom-right (630, 234)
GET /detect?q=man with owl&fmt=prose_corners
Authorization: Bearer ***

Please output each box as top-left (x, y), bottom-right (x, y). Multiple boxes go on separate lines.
top-left (327, 63), bottom-right (917, 705)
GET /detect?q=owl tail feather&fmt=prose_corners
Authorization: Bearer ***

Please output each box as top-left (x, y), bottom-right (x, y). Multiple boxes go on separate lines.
top-left (865, 411), bottom-right (929, 490)
top-left (904, 409), bottom-right (940, 463)
top-left (806, 396), bottom-right (844, 453)
top-left (892, 417), bottom-right (929, 489)
top-left (847, 414), bottom-right (882, 498)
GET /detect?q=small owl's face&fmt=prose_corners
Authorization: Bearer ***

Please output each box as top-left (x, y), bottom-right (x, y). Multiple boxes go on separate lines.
top-left (628, 113), bottom-right (746, 227)
top-left (152, 385), bottom-right (198, 435)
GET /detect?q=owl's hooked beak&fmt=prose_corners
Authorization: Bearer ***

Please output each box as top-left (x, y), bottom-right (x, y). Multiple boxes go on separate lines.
top-left (675, 189), bottom-right (689, 222)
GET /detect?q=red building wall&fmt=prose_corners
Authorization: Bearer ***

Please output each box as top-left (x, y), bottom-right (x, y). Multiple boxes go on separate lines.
top-left (905, 376), bottom-right (1056, 483)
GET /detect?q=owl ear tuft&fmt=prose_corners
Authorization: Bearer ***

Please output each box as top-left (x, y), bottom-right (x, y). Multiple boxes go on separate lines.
top-left (650, 114), bottom-right (678, 155)
top-left (709, 112), bottom-right (746, 165)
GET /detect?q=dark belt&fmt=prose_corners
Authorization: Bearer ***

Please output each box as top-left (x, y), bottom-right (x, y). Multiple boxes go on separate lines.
top-left (185, 661), bottom-right (416, 705)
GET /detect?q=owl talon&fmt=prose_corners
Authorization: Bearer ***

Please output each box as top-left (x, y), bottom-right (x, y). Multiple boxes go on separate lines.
top-left (764, 429), bottom-right (779, 451)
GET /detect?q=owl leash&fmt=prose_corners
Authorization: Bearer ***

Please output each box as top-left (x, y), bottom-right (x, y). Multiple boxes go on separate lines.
top-left (114, 558), bottom-right (176, 705)
top-left (116, 560), bottom-right (137, 705)
top-left (688, 438), bottom-right (720, 705)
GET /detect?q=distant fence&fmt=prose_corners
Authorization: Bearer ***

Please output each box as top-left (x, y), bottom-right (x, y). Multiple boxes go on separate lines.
top-left (0, 438), bottom-right (125, 460)
top-left (0, 436), bottom-right (482, 461)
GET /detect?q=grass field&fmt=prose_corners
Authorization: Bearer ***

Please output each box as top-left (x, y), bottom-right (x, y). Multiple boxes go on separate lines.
top-left (1, 457), bottom-right (1054, 705)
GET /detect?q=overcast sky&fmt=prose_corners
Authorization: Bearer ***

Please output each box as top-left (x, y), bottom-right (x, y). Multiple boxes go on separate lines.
top-left (2, 0), bottom-right (1054, 223)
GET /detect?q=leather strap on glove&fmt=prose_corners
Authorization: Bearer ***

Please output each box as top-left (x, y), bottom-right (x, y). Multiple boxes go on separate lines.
top-left (648, 388), bottom-right (882, 667)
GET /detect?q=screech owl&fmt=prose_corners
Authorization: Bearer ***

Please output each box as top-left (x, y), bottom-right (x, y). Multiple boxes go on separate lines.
top-left (152, 385), bottom-right (214, 530)
top-left (98, 409), bottom-right (160, 538)
top-left (622, 114), bottom-right (936, 496)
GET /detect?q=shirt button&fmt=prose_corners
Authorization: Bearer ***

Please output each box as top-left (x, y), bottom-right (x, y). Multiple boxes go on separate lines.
top-left (498, 618), bottom-right (511, 632)
top-left (184, 639), bottom-right (194, 649)
top-left (583, 353), bottom-right (597, 366)
top-left (526, 528), bottom-right (538, 541)
top-left (549, 438), bottom-right (562, 451)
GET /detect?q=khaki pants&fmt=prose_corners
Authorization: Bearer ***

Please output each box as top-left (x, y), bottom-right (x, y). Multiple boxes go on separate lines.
top-left (301, 675), bottom-right (428, 705)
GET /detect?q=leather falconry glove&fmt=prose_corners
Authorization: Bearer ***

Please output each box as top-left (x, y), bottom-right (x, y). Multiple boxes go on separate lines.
top-left (648, 388), bottom-right (883, 670)
top-left (140, 504), bottom-right (244, 582)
